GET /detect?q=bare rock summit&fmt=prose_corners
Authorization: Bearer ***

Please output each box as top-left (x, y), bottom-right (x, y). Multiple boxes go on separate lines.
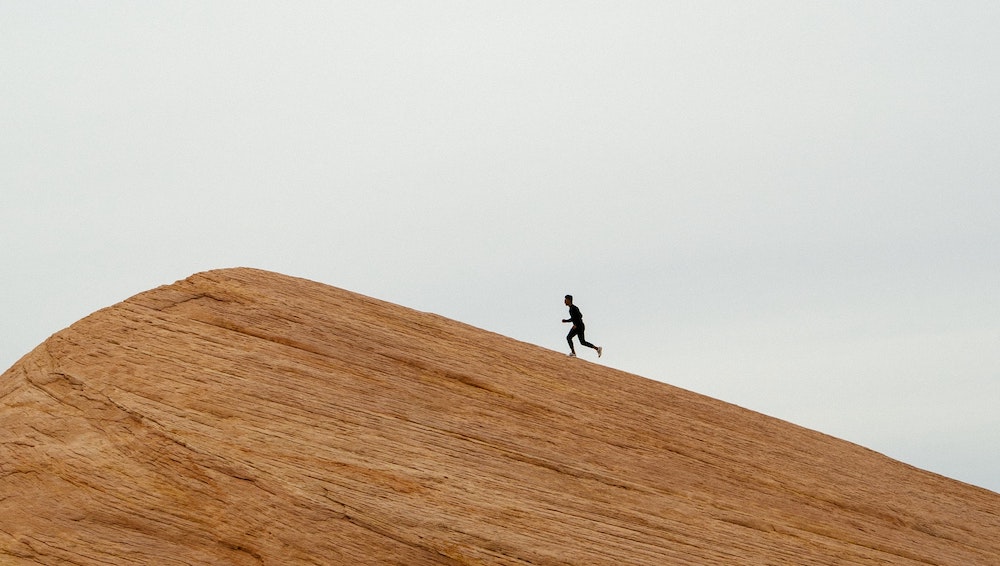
top-left (2, 268), bottom-right (998, 564)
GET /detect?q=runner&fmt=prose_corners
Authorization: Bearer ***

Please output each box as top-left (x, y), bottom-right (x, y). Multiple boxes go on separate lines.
top-left (562, 295), bottom-right (602, 358)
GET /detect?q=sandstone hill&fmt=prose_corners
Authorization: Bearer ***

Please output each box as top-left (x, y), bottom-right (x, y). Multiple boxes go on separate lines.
top-left (2, 268), bottom-right (998, 565)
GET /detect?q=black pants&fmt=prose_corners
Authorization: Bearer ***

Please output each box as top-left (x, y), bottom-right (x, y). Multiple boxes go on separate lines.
top-left (567, 324), bottom-right (596, 351)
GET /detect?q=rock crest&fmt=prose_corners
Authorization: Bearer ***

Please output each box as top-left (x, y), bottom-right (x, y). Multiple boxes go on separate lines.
top-left (2, 268), bottom-right (998, 564)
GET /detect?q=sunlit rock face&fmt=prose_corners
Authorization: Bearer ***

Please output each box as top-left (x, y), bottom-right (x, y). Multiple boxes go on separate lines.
top-left (2, 268), bottom-right (998, 565)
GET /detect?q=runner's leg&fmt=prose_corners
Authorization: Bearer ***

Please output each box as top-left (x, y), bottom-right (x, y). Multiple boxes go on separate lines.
top-left (577, 326), bottom-right (598, 350)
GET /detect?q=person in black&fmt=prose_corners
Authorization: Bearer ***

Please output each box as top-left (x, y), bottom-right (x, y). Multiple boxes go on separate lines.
top-left (563, 294), bottom-right (602, 358)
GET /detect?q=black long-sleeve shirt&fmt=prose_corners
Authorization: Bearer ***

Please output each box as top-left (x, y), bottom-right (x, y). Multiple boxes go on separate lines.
top-left (567, 304), bottom-right (584, 327)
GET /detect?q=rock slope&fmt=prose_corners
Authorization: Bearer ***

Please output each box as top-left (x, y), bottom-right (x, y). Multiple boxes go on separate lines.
top-left (2, 268), bottom-right (998, 565)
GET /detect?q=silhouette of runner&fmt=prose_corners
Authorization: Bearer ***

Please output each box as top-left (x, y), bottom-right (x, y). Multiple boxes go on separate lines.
top-left (562, 295), bottom-right (602, 358)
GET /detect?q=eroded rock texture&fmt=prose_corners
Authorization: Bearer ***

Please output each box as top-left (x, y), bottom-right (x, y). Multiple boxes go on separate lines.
top-left (2, 268), bottom-right (998, 564)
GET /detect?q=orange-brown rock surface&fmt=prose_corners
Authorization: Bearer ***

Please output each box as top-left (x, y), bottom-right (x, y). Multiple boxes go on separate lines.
top-left (1, 268), bottom-right (998, 565)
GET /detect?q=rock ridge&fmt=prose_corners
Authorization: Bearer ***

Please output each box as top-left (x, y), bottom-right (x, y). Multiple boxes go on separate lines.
top-left (2, 267), bottom-right (998, 565)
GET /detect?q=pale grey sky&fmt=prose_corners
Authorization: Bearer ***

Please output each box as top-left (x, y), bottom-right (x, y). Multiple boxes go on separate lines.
top-left (3, 2), bottom-right (998, 493)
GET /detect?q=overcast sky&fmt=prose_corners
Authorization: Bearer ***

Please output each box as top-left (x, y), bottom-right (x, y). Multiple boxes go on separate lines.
top-left (3, 2), bottom-right (998, 493)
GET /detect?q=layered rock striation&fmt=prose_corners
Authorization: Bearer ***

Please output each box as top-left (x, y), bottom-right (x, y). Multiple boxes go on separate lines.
top-left (2, 268), bottom-right (998, 564)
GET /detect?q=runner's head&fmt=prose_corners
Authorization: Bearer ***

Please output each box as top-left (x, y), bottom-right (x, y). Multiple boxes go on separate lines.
top-left (564, 295), bottom-right (573, 305)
